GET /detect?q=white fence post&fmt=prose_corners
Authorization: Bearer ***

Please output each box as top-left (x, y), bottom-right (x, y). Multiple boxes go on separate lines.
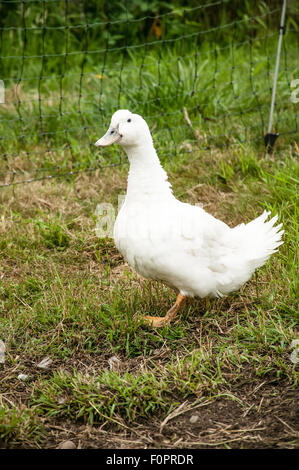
top-left (265, 0), bottom-right (287, 152)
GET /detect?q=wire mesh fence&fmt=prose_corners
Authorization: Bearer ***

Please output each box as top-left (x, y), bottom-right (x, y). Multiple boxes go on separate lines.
top-left (0, 0), bottom-right (298, 188)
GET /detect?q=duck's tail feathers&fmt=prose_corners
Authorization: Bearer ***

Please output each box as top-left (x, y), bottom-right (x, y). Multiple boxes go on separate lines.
top-left (240, 210), bottom-right (284, 270)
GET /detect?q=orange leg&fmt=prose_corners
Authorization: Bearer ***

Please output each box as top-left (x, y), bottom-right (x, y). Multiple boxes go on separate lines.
top-left (142, 293), bottom-right (187, 327)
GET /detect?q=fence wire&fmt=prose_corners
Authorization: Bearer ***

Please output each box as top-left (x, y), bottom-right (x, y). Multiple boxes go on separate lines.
top-left (0, 0), bottom-right (298, 188)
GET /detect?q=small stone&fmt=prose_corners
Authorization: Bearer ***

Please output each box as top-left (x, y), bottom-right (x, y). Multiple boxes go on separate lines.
top-left (17, 373), bottom-right (28, 381)
top-left (189, 414), bottom-right (199, 424)
top-left (37, 357), bottom-right (53, 369)
top-left (58, 440), bottom-right (76, 449)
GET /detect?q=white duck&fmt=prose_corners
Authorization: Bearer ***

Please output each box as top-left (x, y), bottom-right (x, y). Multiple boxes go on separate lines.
top-left (95, 110), bottom-right (284, 327)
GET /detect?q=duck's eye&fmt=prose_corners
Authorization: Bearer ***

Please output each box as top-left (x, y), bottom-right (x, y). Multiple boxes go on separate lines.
top-left (127, 118), bottom-right (131, 123)
top-left (110, 130), bottom-right (114, 134)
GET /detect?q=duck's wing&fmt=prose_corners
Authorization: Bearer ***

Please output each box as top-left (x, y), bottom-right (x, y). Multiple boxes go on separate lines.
top-left (141, 202), bottom-right (233, 296)
top-left (172, 203), bottom-right (283, 296)
top-left (175, 201), bottom-right (230, 259)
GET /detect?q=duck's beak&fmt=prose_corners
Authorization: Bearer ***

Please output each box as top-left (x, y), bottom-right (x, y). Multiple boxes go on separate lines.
top-left (94, 126), bottom-right (121, 147)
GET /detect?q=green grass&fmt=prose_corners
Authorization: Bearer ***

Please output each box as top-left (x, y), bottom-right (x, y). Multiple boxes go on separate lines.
top-left (0, 405), bottom-right (45, 448)
top-left (0, 2), bottom-right (298, 449)
top-left (0, 3), bottom-right (298, 181)
top-left (32, 369), bottom-right (169, 425)
top-left (0, 139), bottom-right (298, 447)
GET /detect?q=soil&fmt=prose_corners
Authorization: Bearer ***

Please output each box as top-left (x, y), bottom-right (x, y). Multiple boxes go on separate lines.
top-left (3, 360), bottom-right (296, 450)
top-left (42, 378), bottom-right (298, 449)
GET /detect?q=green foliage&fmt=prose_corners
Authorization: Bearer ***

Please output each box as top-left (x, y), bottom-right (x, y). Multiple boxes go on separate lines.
top-left (0, 405), bottom-right (45, 447)
top-left (0, 0), bottom-right (298, 178)
top-left (35, 217), bottom-right (70, 249)
top-left (32, 369), bottom-right (169, 424)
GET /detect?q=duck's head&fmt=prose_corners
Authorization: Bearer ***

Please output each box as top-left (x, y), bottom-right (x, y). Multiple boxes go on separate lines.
top-left (95, 109), bottom-right (152, 149)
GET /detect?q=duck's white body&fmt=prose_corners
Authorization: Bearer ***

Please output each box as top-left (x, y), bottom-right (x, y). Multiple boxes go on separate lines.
top-left (113, 142), bottom-right (283, 298)
top-left (96, 110), bottom-right (283, 303)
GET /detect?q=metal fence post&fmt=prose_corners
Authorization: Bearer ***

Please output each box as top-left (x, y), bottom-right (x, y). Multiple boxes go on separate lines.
top-left (264, 0), bottom-right (287, 152)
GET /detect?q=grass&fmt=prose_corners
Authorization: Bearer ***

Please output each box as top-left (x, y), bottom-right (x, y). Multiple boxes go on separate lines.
top-left (0, 3), bottom-right (298, 449)
top-left (0, 140), bottom-right (298, 448)
top-left (1, 6), bottom-right (299, 180)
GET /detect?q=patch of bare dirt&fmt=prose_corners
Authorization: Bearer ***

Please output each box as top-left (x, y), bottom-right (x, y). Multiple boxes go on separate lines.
top-left (32, 377), bottom-right (298, 449)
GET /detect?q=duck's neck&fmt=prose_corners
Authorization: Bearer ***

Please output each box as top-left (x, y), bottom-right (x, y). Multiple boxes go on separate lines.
top-left (124, 143), bottom-right (174, 202)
